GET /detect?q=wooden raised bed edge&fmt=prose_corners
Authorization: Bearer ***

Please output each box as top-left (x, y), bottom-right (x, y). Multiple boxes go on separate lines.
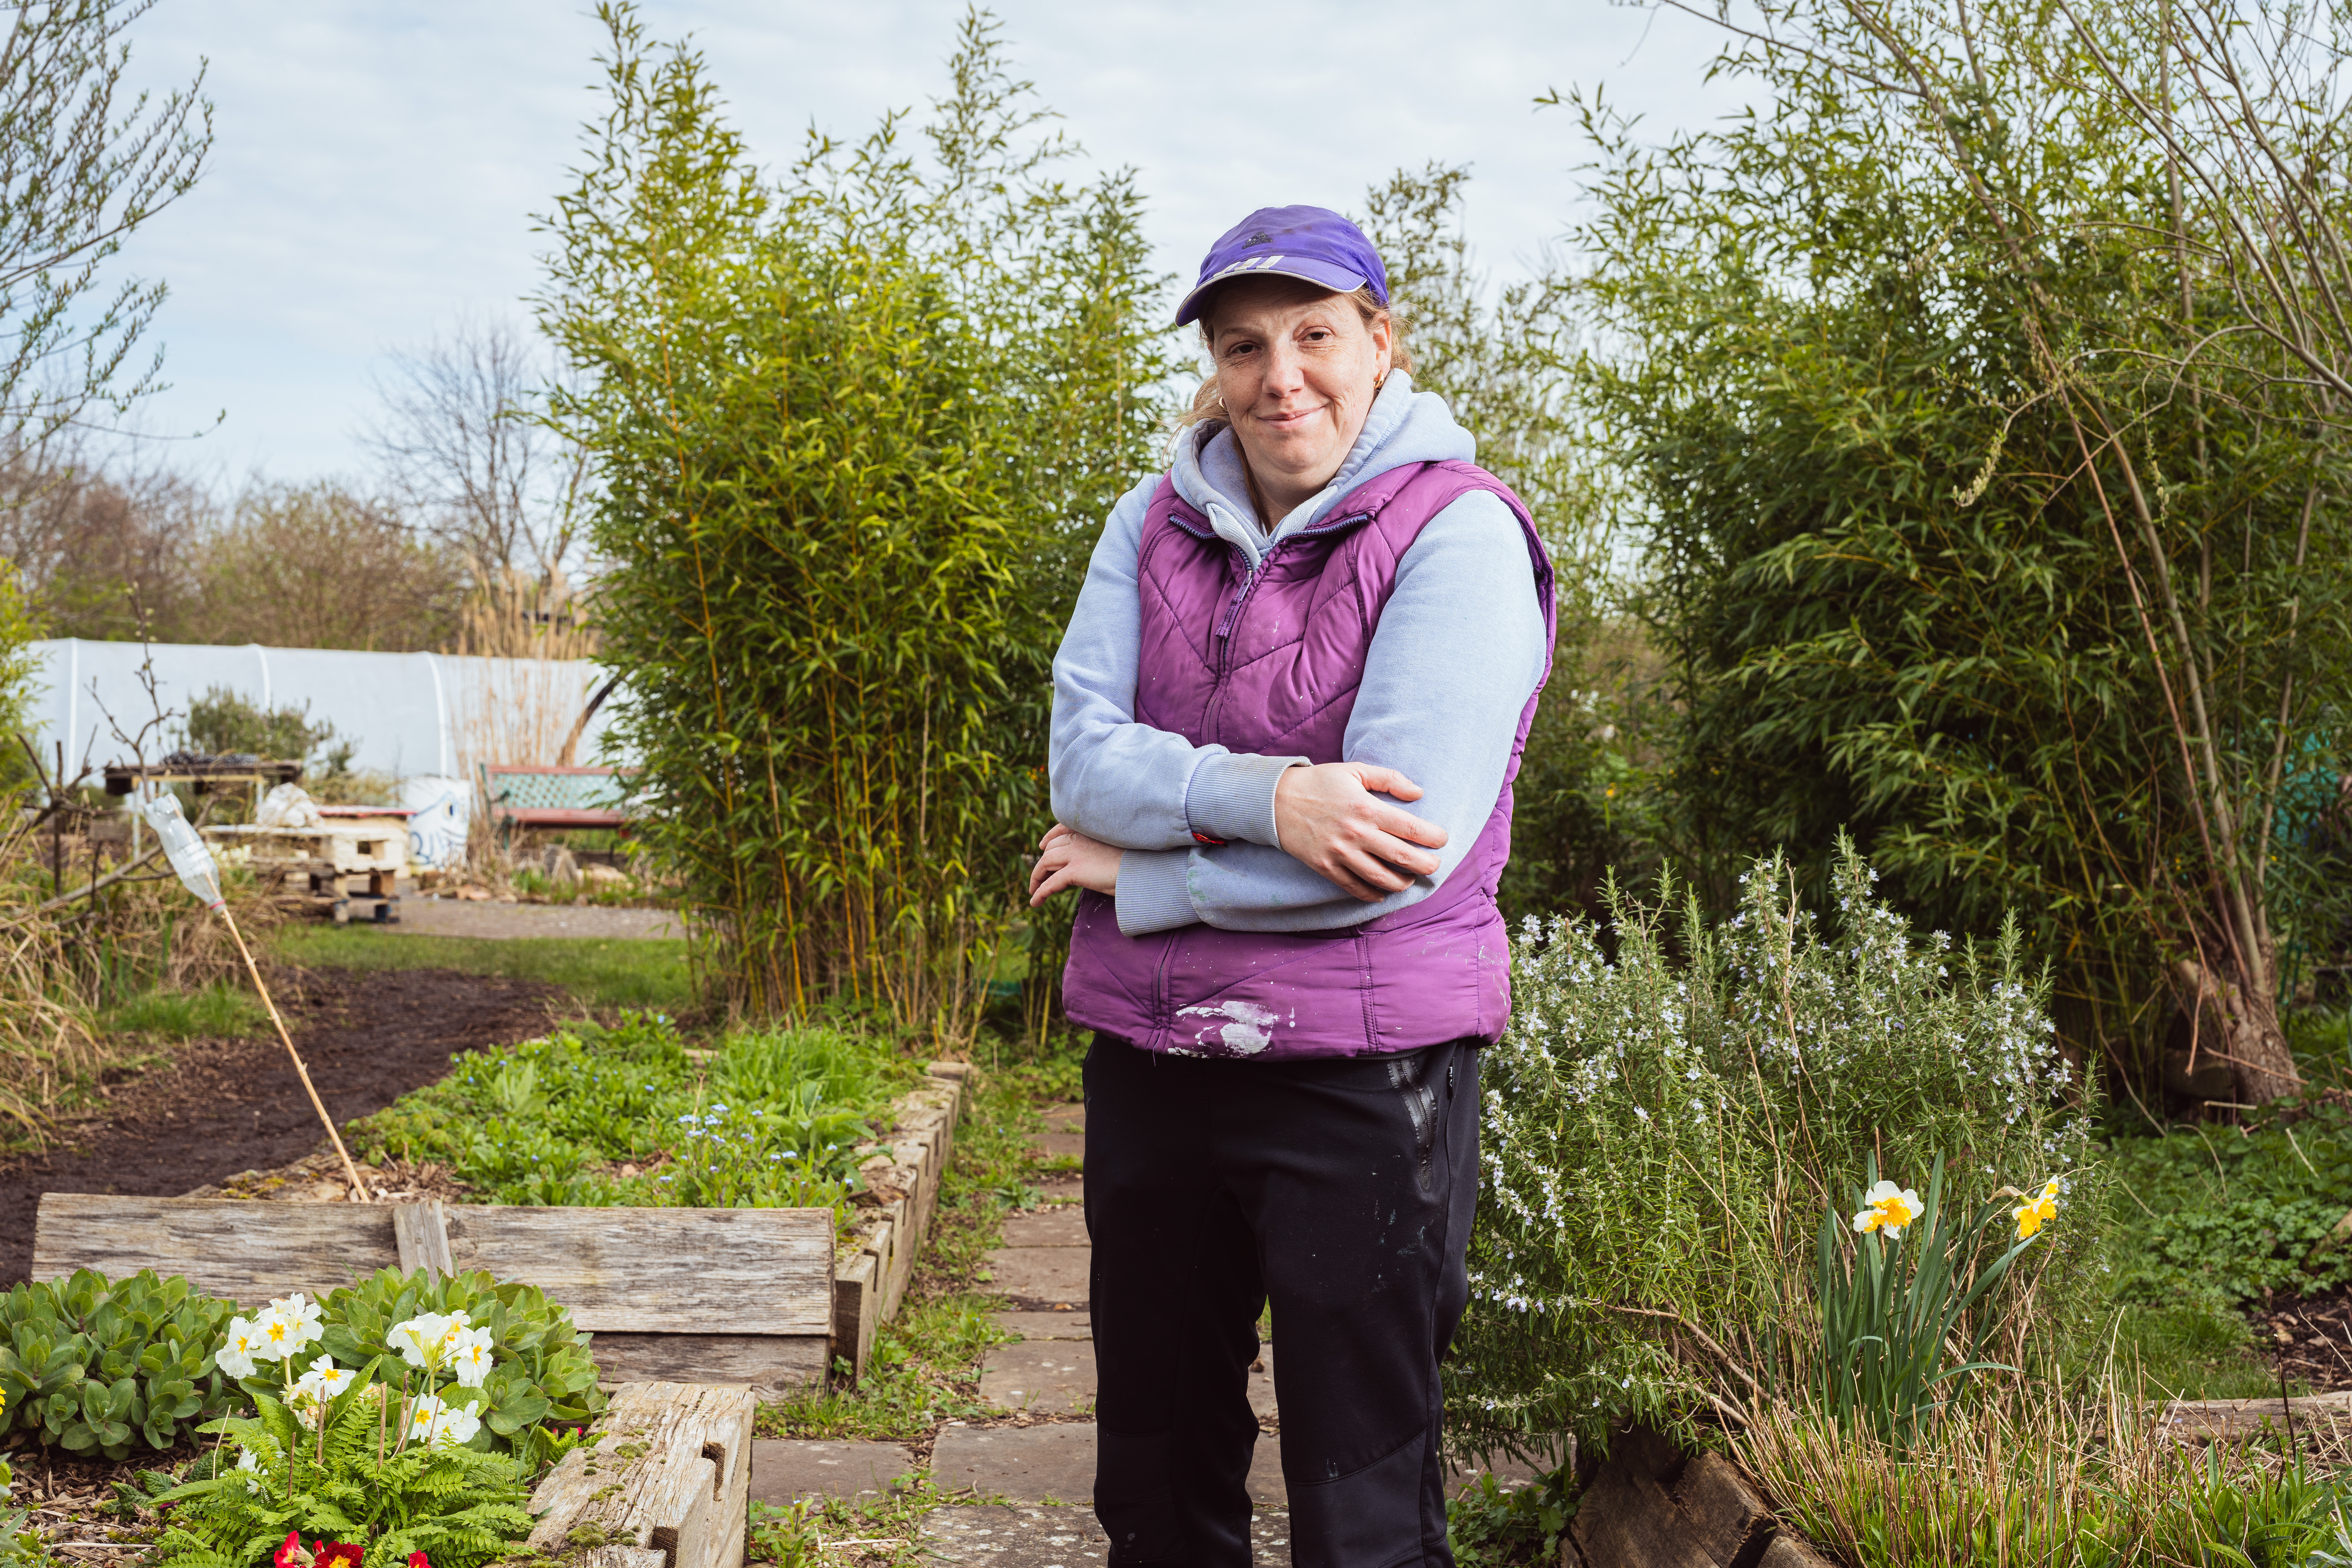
top-left (518, 1381), bottom-right (754, 1568)
top-left (830, 1062), bottom-right (972, 1382)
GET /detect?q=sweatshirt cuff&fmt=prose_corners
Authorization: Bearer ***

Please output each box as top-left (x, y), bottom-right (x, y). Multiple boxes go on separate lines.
top-left (1186, 753), bottom-right (1308, 848)
top-left (1115, 848), bottom-right (1197, 935)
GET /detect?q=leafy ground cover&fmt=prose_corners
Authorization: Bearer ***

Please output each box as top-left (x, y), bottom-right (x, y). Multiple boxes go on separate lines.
top-left (348, 1013), bottom-right (903, 1218)
top-left (2, 1266), bottom-right (601, 1568)
top-left (272, 929), bottom-right (693, 1012)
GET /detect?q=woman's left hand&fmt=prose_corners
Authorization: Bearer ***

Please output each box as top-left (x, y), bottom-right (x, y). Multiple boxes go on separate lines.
top-left (1028, 824), bottom-right (1120, 905)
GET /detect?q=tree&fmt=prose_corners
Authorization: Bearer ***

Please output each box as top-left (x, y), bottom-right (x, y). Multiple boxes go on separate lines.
top-left (364, 316), bottom-right (587, 584)
top-left (1357, 164), bottom-right (1652, 924)
top-left (188, 482), bottom-right (462, 650)
top-left (0, 1), bottom-right (210, 443)
top-left (1570, 0), bottom-right (2352, 1102)
top-left (535, 4), bottom-right (1171, 1030)
top-left (0, 433), bottom-right (209, 638)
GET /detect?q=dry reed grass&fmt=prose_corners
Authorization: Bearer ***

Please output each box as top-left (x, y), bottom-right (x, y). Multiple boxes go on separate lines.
top-left (448, 569), bottom-right (600, 785)
top-left (0, 796), bottom-right (282, 1149)
top-left (445, 569), bottom-right (607, 886)
top-left (1739, 1370), bottom-right (2352, 1567)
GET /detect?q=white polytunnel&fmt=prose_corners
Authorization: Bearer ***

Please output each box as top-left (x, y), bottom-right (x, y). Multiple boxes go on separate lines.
top-left (20, 639), bottom-right (636, 781)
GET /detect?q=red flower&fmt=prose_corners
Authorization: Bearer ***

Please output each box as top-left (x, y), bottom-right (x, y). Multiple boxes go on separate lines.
top-left (274, 1534), bottom-right (312, 1568)
top-left (316, 1544), bottom-right (364, 1568)
top-left (410, 1554), bottom-right (432, 1568)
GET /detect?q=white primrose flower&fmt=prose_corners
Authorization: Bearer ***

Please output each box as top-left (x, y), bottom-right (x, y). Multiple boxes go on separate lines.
top-left (448, 1326), bottom-right (496, 1389)
top-left (265, 1292), bottom-right (326, 1352)
top-left (290, 1355), bottom-right (355, 1421)
top-left (216, 1316), bottom-right (263, 1380)
top-left (254, 1307), bottom-right (304, 1364)
top-left (235, 1448), bottom-right (265, 1493)
top-left (390, 1312), bottom-right (454, 1370)
top-left (407, 1393), bottom-right (483, 1448)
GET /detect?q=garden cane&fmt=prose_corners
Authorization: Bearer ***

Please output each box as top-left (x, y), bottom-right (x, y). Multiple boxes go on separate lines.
top-left (137, 790), bottom-right (370, 1199)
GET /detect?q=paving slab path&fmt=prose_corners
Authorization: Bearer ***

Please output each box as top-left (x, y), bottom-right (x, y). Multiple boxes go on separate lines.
top-left (392, 897), bottom-right (682, 940)
top-left (769, 1098), bottom-right (1545, 1551)
top-left (918, 1504), bottom-right (1296, 1568)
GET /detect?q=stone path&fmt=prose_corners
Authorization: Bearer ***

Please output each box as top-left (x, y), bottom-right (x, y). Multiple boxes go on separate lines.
top-left (392, 897), bottom-right (682, 940)
top-left (754, 1100), bottom-right (1541, 1555)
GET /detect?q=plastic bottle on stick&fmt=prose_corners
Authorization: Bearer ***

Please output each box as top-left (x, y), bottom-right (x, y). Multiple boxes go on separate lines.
top-left (137, 791), bottom-right (225, 911)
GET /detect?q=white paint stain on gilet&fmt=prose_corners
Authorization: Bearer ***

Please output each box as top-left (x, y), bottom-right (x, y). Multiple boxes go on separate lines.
top-left (1174, 999), bottom-right (1283, 1054)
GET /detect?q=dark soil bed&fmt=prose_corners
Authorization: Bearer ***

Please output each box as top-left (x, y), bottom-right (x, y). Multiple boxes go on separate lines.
top-left (0, 966), bottom-right (565, 1285)
top-left (2250, 1286), bottom-right (2352, 1393)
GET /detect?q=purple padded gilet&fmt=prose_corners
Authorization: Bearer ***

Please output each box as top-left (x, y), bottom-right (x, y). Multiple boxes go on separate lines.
top-left (1060, 458), bottom-right (1556, 1060)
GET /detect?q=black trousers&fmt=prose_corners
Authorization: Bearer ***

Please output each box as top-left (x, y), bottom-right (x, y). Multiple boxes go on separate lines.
top-left (1084, 1033), bottom-right (1481, 1568)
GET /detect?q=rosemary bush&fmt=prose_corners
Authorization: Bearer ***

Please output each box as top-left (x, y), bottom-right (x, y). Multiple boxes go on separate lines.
top-left (1451, 846), bottom-right (2103, 1455)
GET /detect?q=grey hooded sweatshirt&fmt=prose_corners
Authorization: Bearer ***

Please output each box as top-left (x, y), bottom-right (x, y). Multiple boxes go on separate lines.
top-left (1047, 372), bottom-right (1550, 935)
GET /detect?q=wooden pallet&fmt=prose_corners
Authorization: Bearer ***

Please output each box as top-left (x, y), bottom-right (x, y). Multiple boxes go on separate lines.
top-left (31, 1195), bottom-right (833, 1396)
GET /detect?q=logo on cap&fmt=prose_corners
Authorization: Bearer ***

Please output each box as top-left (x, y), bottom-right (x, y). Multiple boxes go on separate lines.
top-left (1246, 231), bottom-right (1271, 246)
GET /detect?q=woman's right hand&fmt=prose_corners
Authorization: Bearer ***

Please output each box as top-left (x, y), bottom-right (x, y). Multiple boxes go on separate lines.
top-left (1272, 762), bottom-right (1449, 902)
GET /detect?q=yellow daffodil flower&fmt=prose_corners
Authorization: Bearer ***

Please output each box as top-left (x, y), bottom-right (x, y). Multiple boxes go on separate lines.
top-left (1851, 1179), bottom-right (1924, 1238)
top-left (2014, 1178), bottom-right (2061, 1240)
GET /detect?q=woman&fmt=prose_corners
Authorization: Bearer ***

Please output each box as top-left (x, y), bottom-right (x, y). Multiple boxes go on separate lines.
top-left (1029, 204), bottom-right (1553, 1568)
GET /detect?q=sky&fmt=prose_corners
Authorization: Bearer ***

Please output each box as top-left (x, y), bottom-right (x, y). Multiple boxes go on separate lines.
top-left (101, 0), bottom-right (1755, 487)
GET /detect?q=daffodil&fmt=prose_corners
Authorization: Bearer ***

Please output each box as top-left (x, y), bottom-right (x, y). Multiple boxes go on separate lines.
top-left (2014, 1177), bottom-right (2061, 1240)
top-left (1851, 1179), bottom-right (1924, 1238)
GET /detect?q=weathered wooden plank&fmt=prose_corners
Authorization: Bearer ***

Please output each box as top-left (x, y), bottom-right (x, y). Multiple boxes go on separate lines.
top-left (1756, 1532), bottom-right (1840, 1568)
top-left (589, 1333), bottom-right (828, 1398)
top-left (393, 1200), bottom-right (454, 1280)
top-left (441, 1206), bottom-right (832, 1336)
top-left (1569, 1463), bottom-right (1715, 1568)
top-left (2162, 1390), bottom-right (2352, 1442)
top-left (833, 1251), bottom-right (880, 1384)
top-left (528, 1382), bottom-right (754, 1568)
top-left (32, 1194), bottom-right (397, 1303)
top-left (1671, 1452), bottom-right (1775, 1568)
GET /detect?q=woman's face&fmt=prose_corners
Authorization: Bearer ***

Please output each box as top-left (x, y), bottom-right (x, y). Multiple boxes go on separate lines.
top-left (1206, 278), bottom-right (1392, 514)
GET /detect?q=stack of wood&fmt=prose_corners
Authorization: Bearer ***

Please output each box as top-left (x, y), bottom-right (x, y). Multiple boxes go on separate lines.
top-left (1565, 1426), bottom-right (1833, 1568)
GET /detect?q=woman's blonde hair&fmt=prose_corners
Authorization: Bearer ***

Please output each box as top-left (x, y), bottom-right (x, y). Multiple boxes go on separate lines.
top-left (1173, 284), bottom-right (1412, 437)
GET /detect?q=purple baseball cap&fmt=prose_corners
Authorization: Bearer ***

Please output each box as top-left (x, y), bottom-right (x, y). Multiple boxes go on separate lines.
top-left (1173, 205), bottom-right (1389, 327)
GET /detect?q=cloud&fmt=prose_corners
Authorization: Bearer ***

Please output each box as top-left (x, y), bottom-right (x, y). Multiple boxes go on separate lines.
top-left (104, 0), bottom-right (1751, 482)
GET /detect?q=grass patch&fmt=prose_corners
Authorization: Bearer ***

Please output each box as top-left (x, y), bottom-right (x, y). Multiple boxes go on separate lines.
top-left (274, 926), bottom-right (694, 1011)
top-left (2109, 1300), bottom-right (2280, 1400)
top-left (102, 982), bottom-right (267, 1041)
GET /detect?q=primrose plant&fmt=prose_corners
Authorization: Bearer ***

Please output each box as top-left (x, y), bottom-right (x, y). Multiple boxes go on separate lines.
top-left (143, 1295), bottom-right (534, 1568)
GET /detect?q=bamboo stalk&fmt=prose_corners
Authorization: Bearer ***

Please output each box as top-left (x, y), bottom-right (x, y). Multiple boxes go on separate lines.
top-left (219, 906), bottom-right (368, 1197)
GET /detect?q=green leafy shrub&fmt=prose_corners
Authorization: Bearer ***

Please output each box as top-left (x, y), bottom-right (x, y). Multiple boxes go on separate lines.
top-left (537, 6), bottom-right (1173, 1031)
top-left (148, 1385), bottom-right (533, 1568)
top-left (350, 1012), bottom-right (888, 1216)
top-left (1452, 846), bottom-right (2101, 1454)
top-left (316, 1271), bottom-right (604, 1467)
top-left (0, 1270), bottom-right (242, 1458)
